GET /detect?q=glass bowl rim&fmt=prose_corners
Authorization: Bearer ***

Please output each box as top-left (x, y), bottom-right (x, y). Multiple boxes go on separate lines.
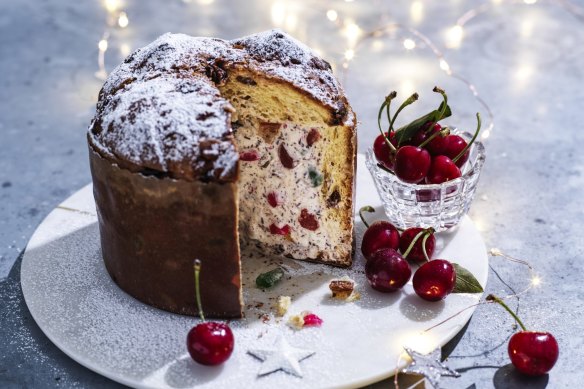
top-left (366, 130), bottom-right (486, 190)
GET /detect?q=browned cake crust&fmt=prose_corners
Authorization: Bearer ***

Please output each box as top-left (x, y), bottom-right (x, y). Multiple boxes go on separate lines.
top-left (87, 30), bottom-right (356, 317)
top-left (89, 146), bottom-right (242, 318)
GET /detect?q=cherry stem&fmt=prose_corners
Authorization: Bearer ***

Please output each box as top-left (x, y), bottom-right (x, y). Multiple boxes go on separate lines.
top-left (402, 228), bottom-right (433, 259)
top-left (433, 86), bottom-right (448, 122)
top-left (393, 93), bottom-right (419, 145)
top-left (486, 294), bottom-right (527, 331)
top-left (377, 163), bottom-right (395, 175)
top-left (377, 92), bottom-right (398, 153)
top-left (193, 259), bottom-right (205, 322)
top-left (453, 112), bottom-right (482, 163)
top-left (359, 206), bottom-right (375, 228)
top-left (418, 128), bottom-right (450, 149)
top-left (421, 232), bottom-right (431, 262)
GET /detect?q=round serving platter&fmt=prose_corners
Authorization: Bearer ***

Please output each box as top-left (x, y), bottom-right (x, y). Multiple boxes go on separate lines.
top-left (21, 154), bottom-right (488, 389)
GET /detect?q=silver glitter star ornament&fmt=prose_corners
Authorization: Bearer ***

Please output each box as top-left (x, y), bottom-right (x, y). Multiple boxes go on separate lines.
top-left (402, 347), bottom-right (460, 388)
top-left (248, 334), bottom-right (315, 377)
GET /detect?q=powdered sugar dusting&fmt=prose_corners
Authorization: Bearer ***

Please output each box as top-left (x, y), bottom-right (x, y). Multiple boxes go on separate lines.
top-left (88, 30), bottom-right (353, 181)
top-left (90, 75), bottom-right (236, 181)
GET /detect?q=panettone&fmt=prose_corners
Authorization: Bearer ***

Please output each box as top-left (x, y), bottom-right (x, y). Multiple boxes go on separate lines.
top-left (88, 30), bottom-right (356, 318)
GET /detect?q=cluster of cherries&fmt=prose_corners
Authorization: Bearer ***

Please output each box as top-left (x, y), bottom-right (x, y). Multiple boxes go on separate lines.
top-left (360, 208), bottom-right (559, 376)
top-left (373, 88), bottom-right (481, 185)
top-left (359, 207), bottom-right (456, 301)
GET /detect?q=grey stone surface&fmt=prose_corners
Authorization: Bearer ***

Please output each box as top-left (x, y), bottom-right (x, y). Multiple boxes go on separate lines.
top-left (1, 0), bottom-right (582, 387)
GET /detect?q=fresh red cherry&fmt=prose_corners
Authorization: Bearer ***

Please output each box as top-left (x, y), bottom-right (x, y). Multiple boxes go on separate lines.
top-left (399, 227), bottom-right (435, 262)
top-left (373, 132), bottom-right (397, 170)
top-left (508, 331), bottom-right (559, 376)
top-left (361, 221), bottom-right (400, 260)
top-left (187, 260), bottom-right (234, 366)
top-left (413, 259), bottom-right (456, 301)
top-left (426, 155), bottom-right (461, 184)
top-left (443, 135), bottom-right (469, 167)
top-left (187, 322), bottom-right (234, 366)
top-left (394, 146), bottom-right (431, 184)
top-left (365, 248), bottom-right (412, 292)
top-left (487, 294), bottom-right (559, 376)
top-left (423, 123), bottom-right (450, 156)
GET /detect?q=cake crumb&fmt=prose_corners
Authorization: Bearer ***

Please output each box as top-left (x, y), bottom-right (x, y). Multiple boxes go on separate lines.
top-left (287, 313), bottom-right (305, 329)
top-left (329, 276), bottom-right (359, 300)
top-left (275, 295), bottom-right (291, 316)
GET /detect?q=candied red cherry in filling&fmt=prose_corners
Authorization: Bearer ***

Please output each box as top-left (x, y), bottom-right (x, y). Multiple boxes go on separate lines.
top-left (426, 155), bottom-right (461, 184)
top-left (394, 146), bottom-right (431, 184)
top-left (269, 223), bottom-right (291, 235)
top-left (187, 322), bottom-right (234, 366)
top-left (278, 144), bottom-right (295, 169)
top-left (413, 259), bottom-right (456, 301)
top-left (267, 191), bottom-right (280, 207)
top-left (298, 209), bottom-right (319, 231)
top-left (399, 227), bottom-right (435, 262)
top-left (365, 248), bottom-right (412, 292)
top-left (508, 332), bottom-right (559, 376)
top-left (443, 135), bottom-right (469, 167)
top-left (306, 128), bottom-right (321, 147)
top-left (239, 150), bottom-right (260, 161)
top-left (361, 221), bottom-right (400, 260)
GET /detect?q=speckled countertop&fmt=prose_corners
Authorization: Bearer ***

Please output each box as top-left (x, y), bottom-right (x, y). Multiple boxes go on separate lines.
top-left (1, 0), bottom-right (583, 388)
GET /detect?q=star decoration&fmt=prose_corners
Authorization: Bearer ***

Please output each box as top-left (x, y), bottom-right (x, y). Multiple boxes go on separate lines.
top-left (401, 347), bottom-right (460, 389)
top-left (248, 334), bottom-right (315, 377)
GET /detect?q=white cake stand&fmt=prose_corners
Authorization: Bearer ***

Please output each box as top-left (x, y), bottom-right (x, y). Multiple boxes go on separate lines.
top-left (21, 155), bottom-right (488, 389)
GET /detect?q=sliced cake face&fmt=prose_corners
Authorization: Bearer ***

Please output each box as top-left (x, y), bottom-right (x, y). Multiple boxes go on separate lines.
top-left (220, 71), bottom-right (355, 266)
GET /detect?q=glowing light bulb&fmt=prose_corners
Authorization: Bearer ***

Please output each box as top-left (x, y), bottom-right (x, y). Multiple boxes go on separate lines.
top-left (197, 0), bottom-right (215, 4)
top-left (104, 0), bottom-right (120, 13)
top-left (372, 39), bottom-right (384, 52)
top-left (439, 59), bottom-right (451, 74)
top-left (515, 65), bottom-right (534, 81)
top-left (403, 38), bottom-right (416, 50)
top-left (344, 49), bottom-right (355, 61)
top-left (117, 12), bottom-right (129, 28)
top-left (343, 20), bottom-right (361, 47)
top-left (285, 13), bottom-right (297, 31)
top-left (489, 248), bottom-right (502, 256)
top-left (410, 1), bottom-right (424, 23)
top-left (98, 39), bottom-right (109, 52)
top-left (531, 276), bottom-right (541, 286)
top-left (520, 19), bottom-right (534, 38)
top-left (524, 0), bottom-right (537, 4)
top-left (326, 9), bottom-right (338, 22)
top-left (481, 129), bottom-right (491, 140)
top-left (446, 25), bottom-right (464, 49)
top-left (271, 2), bottom-right (286, 26)
top-left (120, 43), bottom-right (132, 57)
top-left (399, 331), bottom-right (438, 355)
top-left (399, 79), bottom-right (415, 96)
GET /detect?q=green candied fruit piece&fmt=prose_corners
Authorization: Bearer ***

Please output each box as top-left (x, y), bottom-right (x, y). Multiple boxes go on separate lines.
top-left (256, 267), bottom-right (285, 289)
top-left (307, 166), bottom-right (324, 187)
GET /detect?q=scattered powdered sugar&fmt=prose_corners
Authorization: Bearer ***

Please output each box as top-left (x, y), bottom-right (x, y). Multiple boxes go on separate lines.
top-left (88, 30), bottom-right (353, 181)
top-left (19, 183), bottom-right (488, 388)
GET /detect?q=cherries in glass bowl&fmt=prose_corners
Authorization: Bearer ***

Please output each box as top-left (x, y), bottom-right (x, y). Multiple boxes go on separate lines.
top-left (365, 88), bottom-right (486, 232)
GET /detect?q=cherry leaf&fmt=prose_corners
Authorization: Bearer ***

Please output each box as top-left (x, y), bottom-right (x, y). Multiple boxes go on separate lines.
top-left (452, 263), bottom-right (483, 294)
